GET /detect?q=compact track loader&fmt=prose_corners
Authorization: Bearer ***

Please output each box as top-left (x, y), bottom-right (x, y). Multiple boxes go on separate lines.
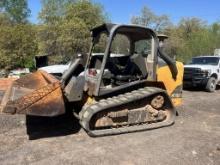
top-left (2, 24), bottom-right (183, 136)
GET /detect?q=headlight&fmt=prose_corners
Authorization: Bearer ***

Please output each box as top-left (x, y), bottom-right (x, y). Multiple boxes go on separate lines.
top-left (201, 69), bottom-right (211, 76)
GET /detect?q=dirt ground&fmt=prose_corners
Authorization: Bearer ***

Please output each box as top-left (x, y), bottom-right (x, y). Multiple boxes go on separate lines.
top-left (0, 89), bottom-right (219, 165)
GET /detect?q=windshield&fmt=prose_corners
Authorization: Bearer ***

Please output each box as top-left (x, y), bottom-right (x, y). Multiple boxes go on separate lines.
top-left (190, 57), bottom-right (219, 65)
top-left (92, 32), bottom-right (108, 54)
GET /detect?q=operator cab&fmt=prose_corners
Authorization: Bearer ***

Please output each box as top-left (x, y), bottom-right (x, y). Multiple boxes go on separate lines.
top-left (85, 24), bottom-right (158, 96)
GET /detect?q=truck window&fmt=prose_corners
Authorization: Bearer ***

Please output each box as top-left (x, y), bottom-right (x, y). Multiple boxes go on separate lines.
top-left (191, 57), bottom-right (219, 65)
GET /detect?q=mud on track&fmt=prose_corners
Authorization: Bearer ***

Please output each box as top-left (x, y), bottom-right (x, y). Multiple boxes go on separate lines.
top-left (0, 90), bottom-right (219, 165)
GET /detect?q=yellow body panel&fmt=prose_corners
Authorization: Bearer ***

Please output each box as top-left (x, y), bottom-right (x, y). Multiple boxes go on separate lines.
top-left (85, 62), bottom-right (184, 108)
top-left (157, 61), bottom-right (184, 107)
top-left (170, 98), bottom-right (182, 107)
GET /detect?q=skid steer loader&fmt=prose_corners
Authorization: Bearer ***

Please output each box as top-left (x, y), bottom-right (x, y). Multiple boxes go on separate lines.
top-left (2, 24), bottom-right (183, 136)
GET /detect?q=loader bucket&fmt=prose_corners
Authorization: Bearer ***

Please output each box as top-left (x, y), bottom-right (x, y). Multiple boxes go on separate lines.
top-left (2, 70), bottom-right (65, 117)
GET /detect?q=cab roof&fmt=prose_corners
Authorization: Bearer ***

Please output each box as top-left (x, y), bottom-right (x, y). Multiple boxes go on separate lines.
top-left (91, 23), bottom-right (157, 41)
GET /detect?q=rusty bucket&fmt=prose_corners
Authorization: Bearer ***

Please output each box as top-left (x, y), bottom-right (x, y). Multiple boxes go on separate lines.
top-left (2, 71), bottom-right (65, 116)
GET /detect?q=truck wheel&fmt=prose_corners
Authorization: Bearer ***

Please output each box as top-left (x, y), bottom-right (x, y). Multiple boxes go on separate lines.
top-left (206, 77), bottom-right (217, 92)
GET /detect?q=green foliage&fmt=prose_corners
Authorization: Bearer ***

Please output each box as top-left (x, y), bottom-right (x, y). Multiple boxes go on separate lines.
top-left (131, 6), bottom-right (220, 63)
top-left (0, 0), bottom-right (30, 23)
top-left (131, 6), bottom-right (171, 32)
top-left (0, 1), bottom-right (36, 70)
top-left (65, 0), bottom-right (106, 29)
top-left (38, 0), bottom-right (75, 24)
top-left (165, 18), bottom-right (220, 63)
top-left (1, 2), bottom-right (220, 70)
top-left (0, 17), bottom-right (37, 69)
top-left (178, 17), bottom-right (206, 39)
top-left (0, 0), bottom-right (107, 69)
top-left (38, 0), bottom-right (106, 64)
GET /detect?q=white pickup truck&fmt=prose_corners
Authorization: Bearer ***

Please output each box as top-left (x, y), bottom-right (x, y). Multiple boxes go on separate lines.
top-left (184, 56), bottom-right (220, 92)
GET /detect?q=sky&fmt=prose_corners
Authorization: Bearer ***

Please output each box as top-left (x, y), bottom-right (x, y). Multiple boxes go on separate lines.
top-left (28, 0), bottom-right (220, 24)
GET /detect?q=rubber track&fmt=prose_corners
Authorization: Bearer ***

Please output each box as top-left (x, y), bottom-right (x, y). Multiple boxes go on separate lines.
top-left (79, 87), bottom-right (176, 137)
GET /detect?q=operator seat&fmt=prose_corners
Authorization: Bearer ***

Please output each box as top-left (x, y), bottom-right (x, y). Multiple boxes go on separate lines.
top-left (130, 53), bottom-right (148, 78)
top-left (106, 54), bottom-right (146, 85)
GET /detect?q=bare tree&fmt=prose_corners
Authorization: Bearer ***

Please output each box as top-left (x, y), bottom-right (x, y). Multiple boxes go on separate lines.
top-left (131, 6), bottom-right (171, 32)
